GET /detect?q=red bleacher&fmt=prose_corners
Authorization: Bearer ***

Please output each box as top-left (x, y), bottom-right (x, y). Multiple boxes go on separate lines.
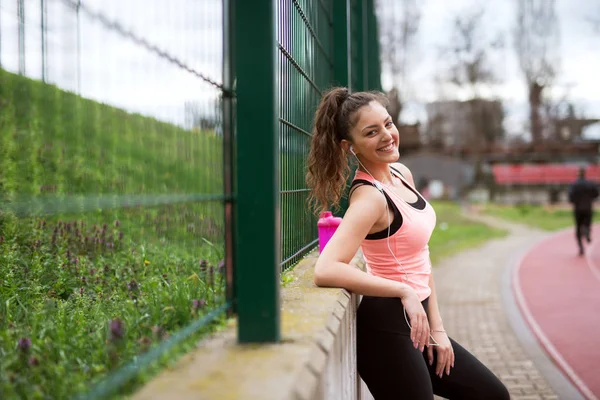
top-left (492, 164), bottom-right (600, 185)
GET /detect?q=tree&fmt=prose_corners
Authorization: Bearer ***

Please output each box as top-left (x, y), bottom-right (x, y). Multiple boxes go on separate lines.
top-left (444, 8), bottom-right (502, 99)
top-left (438, 6), bottom-right (505, 148)
top-left (376, 0), bottom-right (422, 124)
top-left (434, 5), bottom-right (505, 184)
top-left (514, 0), bottom-right (560, 143)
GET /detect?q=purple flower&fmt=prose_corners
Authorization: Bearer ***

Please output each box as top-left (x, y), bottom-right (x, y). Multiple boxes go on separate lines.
top-left (191, 299), bottom-right (206, 310)
top-left (28, 356), bottom-right (39, 366)
top-left (17, 337), bottom-right (31, 352)
top-left (151, 325), bottom-right (162, 337)
top-left (114, 220), bottom-right (120, 227)
top-left (218, 260), bottom-right (225, 271)
top-left (199, 259), bottom-right (208, 269)
top-left (127, 280), bottom-right (138, 292)
top-left (109, 318), bottom-right (124, 341)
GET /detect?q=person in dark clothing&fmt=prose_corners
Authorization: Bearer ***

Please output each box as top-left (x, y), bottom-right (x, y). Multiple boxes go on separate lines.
top-left (568, 167), bottom-right (599, 256)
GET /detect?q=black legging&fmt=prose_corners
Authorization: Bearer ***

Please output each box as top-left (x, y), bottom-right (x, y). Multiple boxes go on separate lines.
top-left (357, 296), bottom-right (510, 400)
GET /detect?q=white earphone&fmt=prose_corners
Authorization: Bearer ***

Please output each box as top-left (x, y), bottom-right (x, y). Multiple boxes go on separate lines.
top-left (349, 149), bottom-right (439, 347)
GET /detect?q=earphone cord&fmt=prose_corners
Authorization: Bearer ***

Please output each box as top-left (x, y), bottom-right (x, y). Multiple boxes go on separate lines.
top-left (354, 158), bottom-right (440, 347)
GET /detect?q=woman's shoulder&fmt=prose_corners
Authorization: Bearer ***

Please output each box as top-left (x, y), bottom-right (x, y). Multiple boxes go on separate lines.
top-left (391, 162), bottom-right (415, 186)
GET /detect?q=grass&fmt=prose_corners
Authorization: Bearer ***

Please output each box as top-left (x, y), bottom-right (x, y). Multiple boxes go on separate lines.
top-left (428, 201), bottom-right (508, 265)
top-left (481, 203), bottom-right (598, 231)
top-left (0, 68), bottom-right (228, 398)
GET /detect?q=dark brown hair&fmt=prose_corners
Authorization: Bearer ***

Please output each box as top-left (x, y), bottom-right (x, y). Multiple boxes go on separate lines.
top-left (306, 87), bottom-right (388, 215)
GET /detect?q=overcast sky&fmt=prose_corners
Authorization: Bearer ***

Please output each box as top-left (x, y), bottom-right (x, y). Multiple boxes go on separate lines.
top-left (0, 0), bottom-right (598, 136)
top-left (380, 0), bottom-right (600, 137)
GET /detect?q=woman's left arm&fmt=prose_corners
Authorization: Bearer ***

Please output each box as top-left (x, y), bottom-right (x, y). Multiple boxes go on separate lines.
top-left (393, 162), bottom-right (456, 376)
top-left (427, 266), bottom-right (455, 378)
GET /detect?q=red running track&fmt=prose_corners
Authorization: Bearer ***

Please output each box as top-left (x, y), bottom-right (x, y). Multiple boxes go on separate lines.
top-left (514, 225), bottom-right (600, 400)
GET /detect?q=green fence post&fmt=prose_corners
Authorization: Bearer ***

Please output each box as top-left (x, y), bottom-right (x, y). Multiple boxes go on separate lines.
top-left (365, 0), bottom-right (382, 91)
top-left (333, 0), bottom-right (353, 217)
top-left (350, 0), bottom-right (365, 92)
top-left (333, 0), bottom-right (350, 89)
top-left (233, 0), bottom-right (280, 343)
top-left (223, 0), bottom-right (235, 317)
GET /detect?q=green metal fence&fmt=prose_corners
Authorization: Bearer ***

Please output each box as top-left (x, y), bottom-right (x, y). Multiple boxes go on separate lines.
top-left (0, 0), bottom-right (381, 396)
top-left (0, 1), bottom-right (232, 398)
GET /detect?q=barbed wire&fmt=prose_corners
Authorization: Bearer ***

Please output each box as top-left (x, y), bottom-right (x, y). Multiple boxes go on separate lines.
top-left (60, 0), bottom-right (231, 95)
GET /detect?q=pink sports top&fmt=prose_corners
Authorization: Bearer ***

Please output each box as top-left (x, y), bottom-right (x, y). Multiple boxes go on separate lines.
top-left (350, 166), bottom-right (437, 301)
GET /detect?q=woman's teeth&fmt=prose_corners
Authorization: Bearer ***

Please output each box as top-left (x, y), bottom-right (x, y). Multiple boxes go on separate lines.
top-left (378, 143), bottom-right (394, 151)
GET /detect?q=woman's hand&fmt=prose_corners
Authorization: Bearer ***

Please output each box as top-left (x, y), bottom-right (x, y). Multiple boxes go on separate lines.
top-left (427, 330), bottom-right (454, 378)
top-left (400, 291), bottom-right (429, 352)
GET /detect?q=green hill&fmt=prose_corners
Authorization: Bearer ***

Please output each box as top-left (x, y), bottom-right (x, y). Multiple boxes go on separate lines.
top-left (0, 69), bottom-right (227, 398)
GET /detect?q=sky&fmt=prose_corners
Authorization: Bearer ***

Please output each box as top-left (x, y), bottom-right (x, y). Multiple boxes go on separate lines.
top-left (0, 0), bottom-right (223, 127)
top-left (0, 0), bottom-right (598, 137)
top-left (379, 0), bottom-right (600, 137)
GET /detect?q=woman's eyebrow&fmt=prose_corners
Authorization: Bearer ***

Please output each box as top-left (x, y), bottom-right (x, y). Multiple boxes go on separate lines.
top-left (361, 116), bottom-right (391, 132)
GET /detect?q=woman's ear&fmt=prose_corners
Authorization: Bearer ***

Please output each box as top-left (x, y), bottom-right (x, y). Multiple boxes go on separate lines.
top-left (341, 140), bottom-right (355, 155)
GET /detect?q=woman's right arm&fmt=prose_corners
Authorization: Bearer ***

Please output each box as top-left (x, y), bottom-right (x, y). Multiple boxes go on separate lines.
top-left (313, 185), bottom-right (429, 350)
top-left (314, 186), bottom-right (429, 351)
top-left (313, 185), bottom-right (412, 299)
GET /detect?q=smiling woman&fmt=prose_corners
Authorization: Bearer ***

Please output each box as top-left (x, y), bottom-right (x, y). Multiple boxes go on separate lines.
top-left (305, 87), bottom-right (510, 400)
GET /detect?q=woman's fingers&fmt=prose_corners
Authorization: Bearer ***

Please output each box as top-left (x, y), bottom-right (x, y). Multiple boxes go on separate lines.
top-left (412, 314), bottom-right (421, 349)
top-left (427, 345), bottom-right (434, 366)
top-left (420, 314), bottom-right (429, 352)
top-left (436, 349), bottom-right (446, 377)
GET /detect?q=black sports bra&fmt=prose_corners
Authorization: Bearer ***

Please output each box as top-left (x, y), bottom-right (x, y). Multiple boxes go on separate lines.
top-left (348, 166), bottom-right (426, 240)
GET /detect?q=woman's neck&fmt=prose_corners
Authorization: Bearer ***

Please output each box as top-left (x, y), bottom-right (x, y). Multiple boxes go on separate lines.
top-left (357, 161), bottom-right (393, 185)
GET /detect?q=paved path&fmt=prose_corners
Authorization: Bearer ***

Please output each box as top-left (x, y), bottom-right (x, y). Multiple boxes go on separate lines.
top-left (432, 213), bottom-right (584, 400)
top-left (516, 223), bottom-right (600, 400)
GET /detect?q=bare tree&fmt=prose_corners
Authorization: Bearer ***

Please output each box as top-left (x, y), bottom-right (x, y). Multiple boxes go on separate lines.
top-left (443, 8), bottom-right (502, 99)
top-left (514, 0), bottom-right (560, 143)
top-left (434, 6), bottom-right (505, 184)
top-left (377, 0), bottom-right (421, 124)
top-left (438, 6), bottom-right (505, 147)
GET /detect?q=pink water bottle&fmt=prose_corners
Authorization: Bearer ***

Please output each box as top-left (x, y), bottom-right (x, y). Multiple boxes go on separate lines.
top-left (317, 211), bottom-right (342, 253)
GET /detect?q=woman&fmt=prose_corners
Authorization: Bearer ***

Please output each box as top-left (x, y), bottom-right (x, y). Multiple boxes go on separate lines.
top-left (306, 87), bottom-right (509, 400)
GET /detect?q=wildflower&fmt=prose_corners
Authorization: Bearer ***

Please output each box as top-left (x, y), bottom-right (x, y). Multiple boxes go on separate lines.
top-left (151, 325), bottom-right (162, 337)
top-left (28, 356), bottom-right (40, 366)
top-left (109, 318), bottom-right (124, 341)
top-left (17, 337), bottom-right (31, 353)
top-left (114, 220), bottom-right (120, 227)
top-left (218, 260), bottom-right (225, 271)
top-left (144, 260), bottom-right (150, 265)
top-left (191, 299), bottom-right (206, 311)
top-left (127, 280), bottom-right (138, 292)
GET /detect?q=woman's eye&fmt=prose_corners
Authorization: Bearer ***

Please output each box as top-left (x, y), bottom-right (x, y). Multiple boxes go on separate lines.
top-left (368, 130), bottom-right (377, 136)
top-left (385, 121), bottom-right (393, 127)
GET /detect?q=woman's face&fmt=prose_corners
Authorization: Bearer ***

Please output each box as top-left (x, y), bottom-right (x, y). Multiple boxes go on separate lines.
top-left (348, 101), bottom-right (399, 164)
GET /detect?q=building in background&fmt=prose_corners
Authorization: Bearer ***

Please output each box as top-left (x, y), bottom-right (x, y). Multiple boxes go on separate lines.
top-left (424, 99), bottom-right (505, 150)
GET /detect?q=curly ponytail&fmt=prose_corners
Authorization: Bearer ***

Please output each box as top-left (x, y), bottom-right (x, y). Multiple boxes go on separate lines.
top-left (306, 87), bottom-right (388, 215)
